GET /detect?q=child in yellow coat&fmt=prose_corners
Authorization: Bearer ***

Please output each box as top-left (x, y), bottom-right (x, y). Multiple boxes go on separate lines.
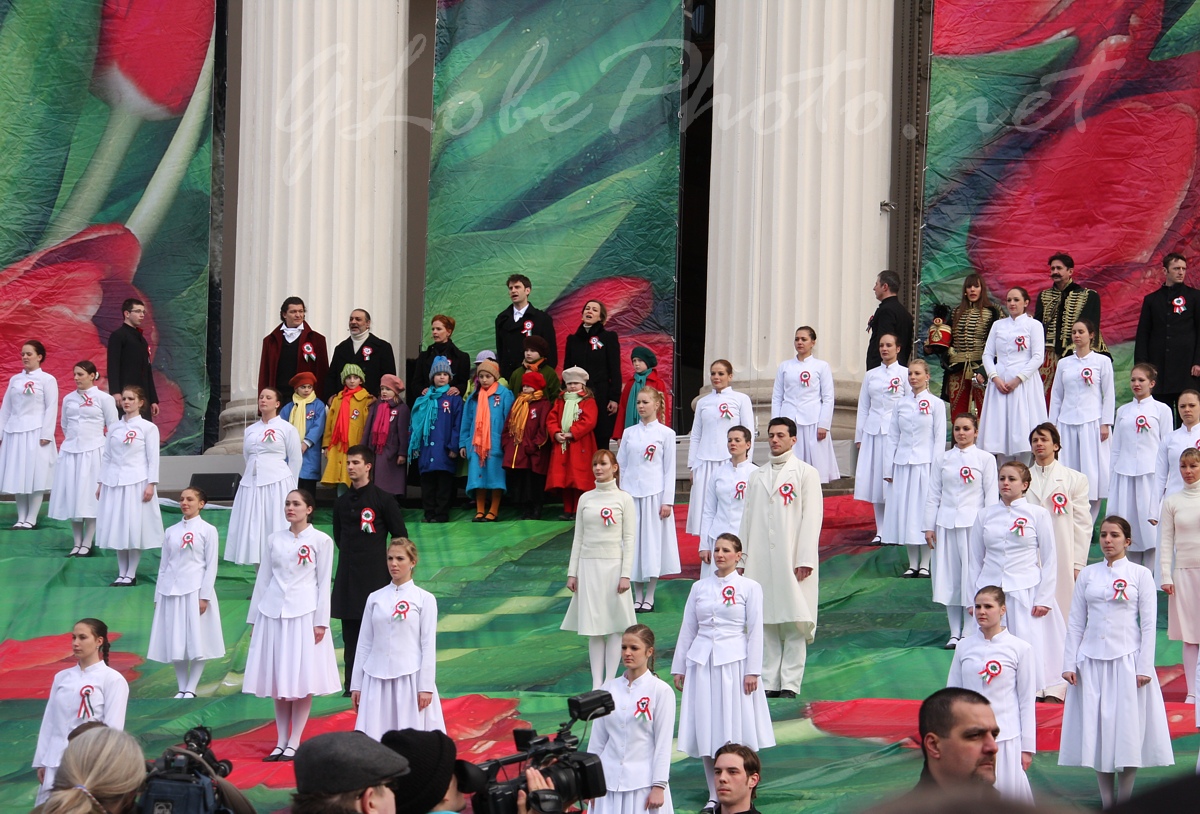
top-left (322, 364), bottom-right (376, 488)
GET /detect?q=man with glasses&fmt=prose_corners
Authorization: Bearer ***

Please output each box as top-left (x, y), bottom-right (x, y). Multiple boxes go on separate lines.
top-left (106, 297), bottom-right (159, 419)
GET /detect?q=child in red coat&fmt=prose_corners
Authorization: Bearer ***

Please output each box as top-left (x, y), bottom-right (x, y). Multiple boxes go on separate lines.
top-left (547, 367), bottom-right (599, 520)
top-left (502, 370), bottom-right (551, 519)
top-left (613, 345), bottom-right (671, 441)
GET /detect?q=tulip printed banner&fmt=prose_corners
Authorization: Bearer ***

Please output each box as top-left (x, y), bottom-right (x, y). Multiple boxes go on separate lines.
top-left (0, 0), bottom-right (215, 453)
top-left (424, 0), bottom-right (682, 392)
top-left (918, 0), bottom-right (1200, 402)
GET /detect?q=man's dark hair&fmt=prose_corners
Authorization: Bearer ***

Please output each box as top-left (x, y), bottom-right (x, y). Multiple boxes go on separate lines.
top-left (1048, 252), bottom-right (1074, 269)
top-left (346, 444), bottom-right (376, 470)
top-left (280, 296), bottom-right (306, 321)
top-left (1028, 421), bottom-right (1061, 455)
top-left (877, 269), bottom-right (902, 295)
top-left (919, 688), bottom-right (991, 751)
top-left (767, 416), bottom-right (797, 438)
top-left (506, 274), bottom-right (532, 289)
top-left (1164, 252), bottom-right (1187, 269)
top-left (121, 297), bottom-right (144, 315)
top-left (714, 743), bottom-right (761, 800)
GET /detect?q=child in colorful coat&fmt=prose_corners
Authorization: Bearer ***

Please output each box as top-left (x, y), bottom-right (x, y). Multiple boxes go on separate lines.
top-left (322, 364), bottom-right (376, 490)
top-left (367, 374), bottom-right (411, 502)
top-left (459, 359), bottom-right (515, 521)
top-left (613, 346), bottom-right (671, 441)
top-left (281, 371), bottom-right (327, 496)
top-left (502, 370), bottom-right (551, 519)
top-left (508, 335), bottom-right (561, 404)
top-left (548, 367), bottom-right (599, 519)
top-left (408, 357), bottom-right (463, 523)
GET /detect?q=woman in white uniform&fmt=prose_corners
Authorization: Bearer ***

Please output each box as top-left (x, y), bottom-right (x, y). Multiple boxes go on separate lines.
top-left (854, 333), bottom-right (911, 536)
top-left (352, 538), bottom-right (446, 738)
top-left (1155, 389), bottom-right (1200, 508)
top-left (1049, 320), bottom-right (1114, 522)
top-left (96, 386), bottom-right (163, 586)
top-left (947, 586), bottom-right (1036, 802)
top-left (147, 486), bottom-right (225, 698)
top-left (771, 326), bottom-right (839, 482)
top-left (1060, 516), bottom-right (1173, 807)
top-left (0, 340), bottom-right (58, 529)
top-left (969, 461), bottom-right (1067, 700)
top-left (882, 359), bottom-right (946, 577)
top-left (924, 413), bottom-right (998, 648)
top-left (687, 360), bottom-right (755, 536)
top-left (33, 618), bottom-right (129, 805)
top-left (1109, 364), bottom-right (1174, 575)
top-left (1159, 447), bottom-right (1200, 704)
top-left (243, 489), bottom-right (341, 761)
top-left (617, 388), bottom-right (679, 612)
top-left (672, 533), bottom-right (774, 812)
top-left (698, 426), bottom-right (757, 579)
top-left (51, 360), bottom-right (118, 556)
top-left (588, 624), bottom-right (676, 814)
top-left (562, 449), bottom-right (637, 689)
top-left (225, 387), bottom-right (303, 565)
top-left (978, 288), bottom-right (1047, 463)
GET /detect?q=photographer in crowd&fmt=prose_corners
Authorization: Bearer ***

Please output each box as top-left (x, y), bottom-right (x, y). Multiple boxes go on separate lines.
top-left (291, 731), bottom-right (410, 814)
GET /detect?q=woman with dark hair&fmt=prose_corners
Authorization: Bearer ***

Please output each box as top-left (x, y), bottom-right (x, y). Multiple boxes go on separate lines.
top-left (409, 315), bottom-right (471, 403)
top-left (978, 288), bottom-right (1047, 463)
top-left (771, 326), bottom-right (839, 483)
top-left (1049, 320), bottom-right (1114, 522)
top-left (33, 618), bottom-right (129, 805)
top-left (1156, 389), bottom-right (1200, 506)
top-left (687, 360), bottom-right (754, 537)
top-left (943, 274), bottom-right (1000, 418)
top-left (51, 360), bottom-right (118, 556)
top-left (564, 299), bottom-right (622, 447)
top-left (0, 340), bottom-right (58, 529)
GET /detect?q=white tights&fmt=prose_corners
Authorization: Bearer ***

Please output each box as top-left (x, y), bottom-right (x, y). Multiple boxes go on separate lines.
top-left (587, 634), bottom-right (622, 689)
top-left (15, 492), bottom-right (44, 525)
top-left (1095, 768), bottom-right (1137, 808)
top-left (946, 605), bottom-right (965, 638)
top-left (272, 696), bottom-right (314, 750)
top-left (115, 550), bottom-right (143, 580)
top-left (1184, 642), bottom-right (1198, 699)
top-left (71, 519), bottom-right (97, 549)
top-left (172, 660), bottom-right (205, 694)
top-left (633, 578), bottom-right (659, 606)
top-left (872, 503), bottom-right (884, 533)
top-left (905, 545), bottom-right (931, 571)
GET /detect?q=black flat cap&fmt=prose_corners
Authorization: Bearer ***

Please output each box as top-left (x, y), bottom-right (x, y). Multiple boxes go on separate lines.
top-left (294, 731), bottom-right (410, 795)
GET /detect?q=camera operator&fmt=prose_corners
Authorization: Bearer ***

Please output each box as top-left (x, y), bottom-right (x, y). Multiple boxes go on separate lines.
top-left (36, 727), bottom-right (143, 814)
top-left (291, 731), bottom-right (410, 814)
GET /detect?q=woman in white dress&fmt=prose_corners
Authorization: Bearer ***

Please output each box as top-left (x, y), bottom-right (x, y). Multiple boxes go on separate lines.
top-left (51, 360), bottom-right (118, 556)
top-left (948, 586), bottom-right (1036, 802)
top-left (672, 533), bottom-right (774, 812)
top-left (243, 489), bottom-right (341, 761)
top-left (588, 624), bottom-right (676, 814)
top-left (882, 359), bottom-right (946, 577)
top-left (0, 340), bottom-right (58, 529)
top-left (978, 288), bottom-right (1047, 463)
top-left (1049, 319), bottom-right (1114, 522)
top-left (1159, 446), bottom-right (1200, 704)
top-left (562, 449), bottom-right (637, 689)
top-left (352, 538), bottom-right (446, 738)
top-left (95, 386), bottom-right (163, 587)
top-left (771, 326), bottom-right (839, 482)
top-left (1060, 516), bottom-right (1173, 806)
top-left (617, 387), bottom-right (679, 612)
top-left (698, 426), bottom-right (757, 580)
top-left (146, 486), bottom-right (225, 698)
top-left (1155, 389), bottom-right (1200, 508)
top-left (854, 333), bottom-right (910, 536)
top-left (969, 461), bottom-right (1067, 700)
top-left (687, 360), bottom-right (755, 536)
top-left (33, 618), bottom-right (129, 805)
top-left (924, 413), bottom-right (998, 648)
top-left (225, 387), bottom-right (303, 565)
top-left (1108, 364), bottom-right (1174, 575)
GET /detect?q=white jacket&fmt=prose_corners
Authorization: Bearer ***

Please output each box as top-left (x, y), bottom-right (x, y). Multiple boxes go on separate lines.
top-left (588, 670), bottom-right (676, 791)
top-left (352, 580), bottom-right (438, 687)
top-left (1049, 352), bottom-right (1115, 426)
top-left (884, 390), bottom-right (946, 472)
top-left (689, 388), bottom-right (755, 466)
top-left (34, 662), bottom-right (128, 769)
top-left (1111, 397), bottom-right (1174, 477)
top-left (983, 314), bottom-right (1043, 383)
top-left (854, 362), bottom-right (910, 440)
top-left (771, 356), bottom-right (835, 429)
top-left (99, 415), bottom-right (159, 486)
top-left (1064, 558), bottom-right (1156, 676)
top-left (249, 525), bottom-right (334, 623)
top-left (156, 516), bottom-right (220, 599)
top-left (924, 445), bottom-right (998, 531)
top-left (59, 388), bottom-right (118, 453)
top-left (0, 368), bottom-right (58, 440)
top-left (240, 417), bottom-right (302, 487)
top-left (672, 571), bottom-right (764, 670)
top-left (969, 499), bottom-right (1057, 604)
top-left (617, 420), bottom-right (676, 500)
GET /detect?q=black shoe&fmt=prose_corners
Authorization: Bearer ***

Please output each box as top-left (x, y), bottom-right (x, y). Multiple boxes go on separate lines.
top-left (778, 690), bottom-right (797, 699)
top-left (424, 514), bottom-right (435, 523)
top-left (279, 746), bottom-right (296, 762)
top-left (263, 747), bottom-right (285, 763)
top-left (529, 508), bottom-right (543, 520)
top-left (764, 690), bottom-right (781, 698)
top-left (342, 689), bottom-right (352, 697)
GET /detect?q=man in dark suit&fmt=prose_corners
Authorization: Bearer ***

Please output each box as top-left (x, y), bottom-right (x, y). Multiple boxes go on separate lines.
top-left (258, 296), bottom-right (330, 401)
top-left (495, 274), bottom-right (557, 378)
top-left (325, 309), bottom-right (398, 397)
top-left (106, 297), bottom-right (159, 419)
top-left (865, 269), bottom-right (913, 369)
top-left (1135, 252), bottom-right (1199, 422)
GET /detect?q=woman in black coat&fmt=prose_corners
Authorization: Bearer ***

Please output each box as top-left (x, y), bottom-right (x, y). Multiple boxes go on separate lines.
top-left (408, 314), bottom-right (472, 405)
top-left (563, 299), bottom-right (621, 448)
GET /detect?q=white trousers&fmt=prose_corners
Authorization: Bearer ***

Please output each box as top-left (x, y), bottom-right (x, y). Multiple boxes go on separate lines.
top-left (762, 623), bottom-right (807, 693)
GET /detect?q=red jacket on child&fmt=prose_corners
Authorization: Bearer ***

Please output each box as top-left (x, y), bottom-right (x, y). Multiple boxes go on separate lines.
top-left (612, 370), bottom-right (671, 440)
top-left (546, 396), bottom-right (599, 491)
top-left (502, 397), bottom-right (550, 475)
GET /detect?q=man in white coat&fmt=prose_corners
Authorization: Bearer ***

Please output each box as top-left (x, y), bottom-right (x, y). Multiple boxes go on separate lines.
top-left (739, 416), bottom-right (823, 698)
top-left (1027, 423), bottom-right (1091, 618)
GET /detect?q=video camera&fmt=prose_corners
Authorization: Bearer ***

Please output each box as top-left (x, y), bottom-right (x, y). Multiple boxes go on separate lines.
top-left (473, 690), bottom-right (615, 814)
top-left (138, 726), bottom-right (251, 814)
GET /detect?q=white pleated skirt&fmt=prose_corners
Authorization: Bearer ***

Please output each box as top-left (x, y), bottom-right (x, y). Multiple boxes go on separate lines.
top-left (630, 494), bottom-right (680, 582)
top-left (96, 482), bottom-right (164, 550)
top-left (147, 592), bottom-right (227, 662)
top-left (978, 379), bottom-right (1047, 456)
top-left (224, 479), bottom-right (292, 565)
top-left (48, 449), bottom-right (103, 520)
top-left (796, 423), bottom-right (840, 483)
top-left (562, 558), bottom-right (637, 636)
top-left (243, 611), bottom-right (342, 700)
top-left (932, 526), bottom-right (971, 606)
top-left (0, 428), bottom-right (54, 493)
top-left (677, 654), bottom-right (775, 757)
top-left (1057, 421), bottom-right (1110, 500)
top-left (354, 672), bottom-right (447, 739)
top-left (1108, 472), bottom-right (1156, 552)
top-left (996, 587), bottom-right (1067, 693)
top-left (591, 786), bottom-right (674, 814)
top-left (880, 462), bottom-right (931, 545)
top-left (1058, 654), bottom-right (1174, 772)
top-left (1167, 567), bottom-right (1200, 642)
top-left (686, 460), bottom-right (723, 535)
top-left (994, 738), bottom-right (1033, 803)
top-left (853, 433), bottom-right (889, 504)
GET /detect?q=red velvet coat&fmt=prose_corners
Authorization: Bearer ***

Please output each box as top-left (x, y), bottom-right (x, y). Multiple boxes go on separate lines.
top-left (258, 323), bottom-right (330, 399)
top-left (612, 369), bottom-right (671, 440)
top-left (546, 396), bottom-right (599, 491)
top-left (501, 398), bottom-right (550, 475)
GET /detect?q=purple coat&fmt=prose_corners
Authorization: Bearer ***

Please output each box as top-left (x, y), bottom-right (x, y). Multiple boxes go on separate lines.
top-left (366, 399), bottom-right (411, 495)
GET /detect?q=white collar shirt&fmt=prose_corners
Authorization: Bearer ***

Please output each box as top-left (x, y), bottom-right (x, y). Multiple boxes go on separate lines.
top-left (99, 415), bottom-right (159, 486)
top-left (969, 498), bottom-right (1057, 603)
top-left (854, 362), bottom-right (910, 440)
top-left (241, 416), bottom-right (303, 487)
top-left (672, 571), bottom-right (763, 671)
top-left (924, 445), bottom-right (998, 531)
top-left (699, 459), bottom-right (759, 549)
top-left (771, 357), bottom-right (835, 429)
top-left (249, 525), bottom-right (334, 624)
top-left (0, 368), bottom-right (58, 439)
top-left (948, 629), bottom-right (1036, 751)
top-left (616, 420), bottom-right (676, 499)
top-left (1065, 558), bottom-right (1156, 675)
top-left (60, 388), bottom-right (118, 453)
top-left (884, 391), bottom-right (946, 471)
top-left (156, 516), bottom-right (220, 599)
top-left (1112, 397), bottom-right (1174, 476)
top-left (351, 580), bottom-right (438, 689)
top-left (34, 661), bottom-right (129, 769)
top-left (587, 670), bottom-right (676, 791)
top-left (689, 388), bottom-right (756, 466)
top-left (1049, 352), bottom-right (1115, 426)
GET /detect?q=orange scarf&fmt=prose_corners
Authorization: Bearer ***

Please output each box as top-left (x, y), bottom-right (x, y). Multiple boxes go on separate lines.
top-left (330, 386), bottom-right (364, 451)
top-left (507, 390), bottom-right (544, 447)
top-left (472, 381), bottom-right (499, 461)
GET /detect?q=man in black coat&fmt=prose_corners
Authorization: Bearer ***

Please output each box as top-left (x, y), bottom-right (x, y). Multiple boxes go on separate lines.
top-left (495, 274), bottom-right (557, 378)
top-left (331, 445), bottom-right (408, 695)
top-left (1135, 252), bottom-right (1199, 422)
top-left (865, 270), bottom-right (913, 369)
top-left (326, 308), bottom-right (398, 398)
top-left (106, 297), bottom-right (159, 419)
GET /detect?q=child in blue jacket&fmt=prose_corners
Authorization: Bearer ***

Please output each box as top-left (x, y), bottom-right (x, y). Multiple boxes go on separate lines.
top-left (280, 371), bottom-right (327, 495)
top-left (459, 359), bottom-right (515, 521)
top-left (408, 356), bottom-right (463, 522)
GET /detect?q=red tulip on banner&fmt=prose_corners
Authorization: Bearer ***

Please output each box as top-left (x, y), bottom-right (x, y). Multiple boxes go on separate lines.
top-left (932, 0), bottom-right (1160, 58)
top-left (0, 633), bottom-right (142, 699)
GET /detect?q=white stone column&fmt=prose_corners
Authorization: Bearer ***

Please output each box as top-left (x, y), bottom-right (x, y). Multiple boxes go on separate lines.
top-left (703, 0), bottom-right (895, 436)
top-left (215, 0), bottom-right (415, 451)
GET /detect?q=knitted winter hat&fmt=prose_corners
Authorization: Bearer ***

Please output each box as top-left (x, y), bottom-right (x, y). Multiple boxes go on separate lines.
top-left (523, 335), bottom-right (550, 358)
top-left (522, 371), bottom-right (546, 391)
top-left (631, 346), bottom-right (657, 368)
top-left (340, 364), bottom-right (366, 383)
top-left (476, 360), bottom-right (501, 380)
top-left (381, 729), bottom-right (484, 814)
top-left (430, 356), bottom-right (452, 377)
